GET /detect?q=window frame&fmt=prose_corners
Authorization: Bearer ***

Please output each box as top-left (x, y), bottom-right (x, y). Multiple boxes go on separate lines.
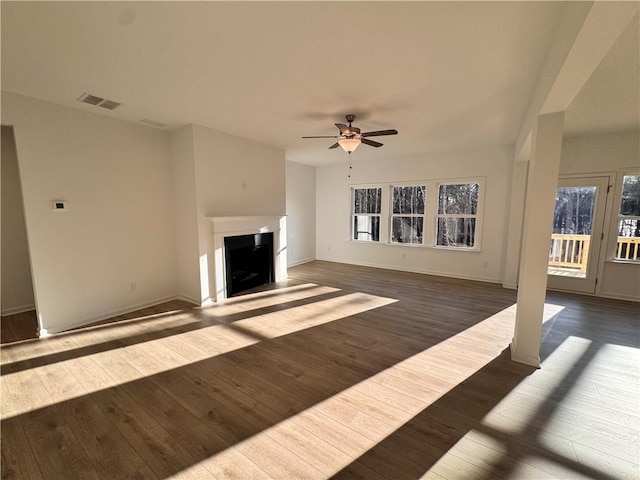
top-left (611, 168), bottom-right (640, 264)
top-left (349, 177), bottom-right (485, 252)
top-left (389, 183), bottom-right (427, 245)
top-left (433, 179), bottom-right (484, 251)
top-left (351, 185), bottom-right (383, 243)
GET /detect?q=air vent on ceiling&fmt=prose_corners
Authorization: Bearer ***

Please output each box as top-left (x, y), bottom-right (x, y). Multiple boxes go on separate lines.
top-left (77, 92), bottom-right (122, 110)
top-left (79, 94), bottom-right (103, 106)
top-left (139, 118), bottom-right (168, 128)
top-left (98, 100), bottom-right (121, 110)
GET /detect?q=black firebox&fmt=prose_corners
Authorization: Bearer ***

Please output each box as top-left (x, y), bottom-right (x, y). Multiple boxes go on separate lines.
top-left (224, 233), bottom-right (275, 297)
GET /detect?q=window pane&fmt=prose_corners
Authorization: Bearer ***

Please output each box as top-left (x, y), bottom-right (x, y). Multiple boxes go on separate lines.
top-left (616, 219), bottom-right (639, 261)
top-left (392, 186), bottom-right (425, 214)
top-left (391, 217), bottom-right (423, 244)
top-left (552, 186), bottom-right (596, 235)
top-left (620, 175), bottom-right (640, 216)
top-left (618, 218), bottom-right (640, 237)
top-left (354, 188), bottom-right (382, 214)
top-left (437, 217), bottom-right (476, 247)
top-left (353, 215), bottom-right (380, 241)
top-left (438, 183), bottom-right (478, 215)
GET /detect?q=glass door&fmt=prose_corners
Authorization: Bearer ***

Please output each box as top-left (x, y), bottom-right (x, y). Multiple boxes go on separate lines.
top-left (547, 177), bottom-right (609, 294)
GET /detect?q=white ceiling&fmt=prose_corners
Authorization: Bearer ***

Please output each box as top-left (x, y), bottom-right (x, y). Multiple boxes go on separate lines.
top-left (2, 2), bottom-right (637, 166)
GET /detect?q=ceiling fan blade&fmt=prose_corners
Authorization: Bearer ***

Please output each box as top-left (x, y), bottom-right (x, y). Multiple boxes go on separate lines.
top-left (361, 129), bottom-right (398, 137)
top-left (328, 142), bottom-right (340, 149)
top-left (335, 123), bottom-right (349, 134)
top-left (302, 135), bottom-right (339, 139)
top-left (361, 138), bottom-right (384, 148)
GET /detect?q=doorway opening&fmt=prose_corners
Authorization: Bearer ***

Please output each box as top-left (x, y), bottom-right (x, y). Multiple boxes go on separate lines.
top-left (1, 126), bottom-right (37, 342)
top-left (547, 176), bottom-right (609, 294)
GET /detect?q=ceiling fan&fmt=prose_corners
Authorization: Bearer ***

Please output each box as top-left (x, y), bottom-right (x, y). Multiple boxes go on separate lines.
top-left (302, 114), bottom-right (398, 153)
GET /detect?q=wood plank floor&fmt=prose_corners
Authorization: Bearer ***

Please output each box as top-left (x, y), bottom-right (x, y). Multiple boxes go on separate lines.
top-left (1, 260), bottom-right (638, 479)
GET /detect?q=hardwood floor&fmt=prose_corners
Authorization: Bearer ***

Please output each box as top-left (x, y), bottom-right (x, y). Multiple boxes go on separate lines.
top-left (1, 260), bottom-right (638, 479)
top-left (1, 310), bottom-right (39, 345)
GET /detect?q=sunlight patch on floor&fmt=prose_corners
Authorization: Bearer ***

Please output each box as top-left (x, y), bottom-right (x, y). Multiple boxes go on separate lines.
top-left (474, 327), bottom-right (639, 480)
top-left (0, 289), bottom-right (397, 420)
top-left (483, 334), bottom-right (587, 432)
top-left (195, 303), bottom-right (523, 478)
top-left (202, 283), bottom-right (340, 316)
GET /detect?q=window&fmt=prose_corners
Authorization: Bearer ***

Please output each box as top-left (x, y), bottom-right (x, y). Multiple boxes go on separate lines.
top-left (349, 177), bottom-right (483, 250)
top-left (390, 185), bottom-right (425, 244)
top-left (615, 174), bottom-right (640, 261)
top-left (436, 182), bottom-right (479, 248)
top-left (352, 187), bottom-right (382, 241)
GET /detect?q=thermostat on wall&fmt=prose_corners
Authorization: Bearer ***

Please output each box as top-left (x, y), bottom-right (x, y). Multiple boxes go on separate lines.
top-left (52, 201), bottom-right (66, 211)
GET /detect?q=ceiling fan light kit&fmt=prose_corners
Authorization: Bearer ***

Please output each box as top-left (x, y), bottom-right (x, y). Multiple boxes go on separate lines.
top-left (338, 137), bottom-right (361, 153)
top-left (302, 114), bottom-right (398, 154)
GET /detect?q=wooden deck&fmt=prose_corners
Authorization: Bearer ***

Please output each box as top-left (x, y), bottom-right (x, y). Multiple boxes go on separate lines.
top-left (1, 260), bottom-right (638, 479)
top-left (547, 267), bottom-right (587, 278)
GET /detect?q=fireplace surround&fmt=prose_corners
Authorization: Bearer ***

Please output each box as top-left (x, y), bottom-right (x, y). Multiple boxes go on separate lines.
top-left (208, 216), bottom-right (287, 302)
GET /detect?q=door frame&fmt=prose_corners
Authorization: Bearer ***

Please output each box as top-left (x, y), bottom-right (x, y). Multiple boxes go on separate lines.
top-left (547, 174), bottom-right (612, 294)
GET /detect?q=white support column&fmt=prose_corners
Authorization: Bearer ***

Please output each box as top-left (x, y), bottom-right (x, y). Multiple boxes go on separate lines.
top-left (510, 112), bottom-right (564, 368)
top-left (502, 160), bottom-right (529, 289)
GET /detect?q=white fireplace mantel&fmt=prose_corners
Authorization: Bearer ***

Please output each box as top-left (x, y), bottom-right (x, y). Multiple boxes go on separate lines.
top-left (208, 215), bottom-right (287, 302)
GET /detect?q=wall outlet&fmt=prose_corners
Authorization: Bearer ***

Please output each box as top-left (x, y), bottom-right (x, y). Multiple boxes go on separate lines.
top-left (483, 261), bottom-right (488, 268)
top-left (129, 281), bottom-right (137, 292)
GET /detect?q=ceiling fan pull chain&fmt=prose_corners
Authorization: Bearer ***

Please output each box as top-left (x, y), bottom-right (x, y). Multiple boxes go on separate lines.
top-left (348, 152), bottom-right (352, 178)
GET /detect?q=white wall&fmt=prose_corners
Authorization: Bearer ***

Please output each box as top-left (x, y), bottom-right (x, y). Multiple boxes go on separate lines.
top-left (1, 126), bottom-right (35, 314)
top-left (560, 130), bottom-right (639, 174)
top-left (192, 125), bottom-right (285, 218)
top-left (169, 126), bottom-right (201, 304)
top-left (286, 161), bottom-right (316, 266)
top-left (2, 92), bottom-right (179, 334)
top-left (316, 147), bottom-right (513, 283)
top-left (560, 130), bottom-right (640, 301)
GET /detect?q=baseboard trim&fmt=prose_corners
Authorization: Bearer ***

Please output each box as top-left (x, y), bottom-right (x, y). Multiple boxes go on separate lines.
top-left (38, 294), bottom-right (182, 337)
top-left (1, 303), bottom-right (36, 317)
top-left (314, 257), bottom-right (502, 285)
top-left (548, 286), bottom-right (640, 303)
top-left (597, 291), bottom-right (640, 303)
top-left (175, 294), bottom-right (201, 306)
top-left (502, 282), bottom-right (518, 290)
top-left (510, 341), bottom-right (541, 368)
top-left (288, 257), bottom-right (316, 268)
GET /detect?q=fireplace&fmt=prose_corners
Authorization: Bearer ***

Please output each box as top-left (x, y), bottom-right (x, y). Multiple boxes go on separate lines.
top-left (224, 233), bottom-right (275, 297)
top-left (208, 216), bottom-right (287, 302)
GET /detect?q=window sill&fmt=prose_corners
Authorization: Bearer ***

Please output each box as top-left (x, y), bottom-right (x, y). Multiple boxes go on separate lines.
top-left (430, 245), bottom-right (481, 253)
top-left (388, 241), bottom-right (424, 247)
top-left (608, 259), bottom-right (640, 266)
top-left (349, 239), bottom-right (481, 252)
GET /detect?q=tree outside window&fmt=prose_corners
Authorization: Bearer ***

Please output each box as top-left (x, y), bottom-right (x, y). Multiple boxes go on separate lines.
top-left (352, 187), bottom-right (382, 242)
top-left (436, 183), bottom-right (479, 248)
top-left (552, 187), bottom-right (596, 235)
top-left (391, 185), bottom-right (425, 244)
